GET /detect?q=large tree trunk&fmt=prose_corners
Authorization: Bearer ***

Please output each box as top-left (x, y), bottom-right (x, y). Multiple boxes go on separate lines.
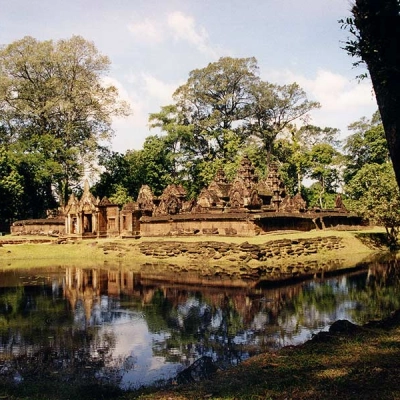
top-left (352, 0), bottom-right (400, 187)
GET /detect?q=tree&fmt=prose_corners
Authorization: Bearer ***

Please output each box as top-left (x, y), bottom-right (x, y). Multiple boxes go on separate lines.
top-left (343, 111), bottom-right (389, 183)
top-left (247, 83), bottom-right (320, 163)
top-left (0, 146), bottom-right (23, 228)
top-left (341, 0), bottom-right (400, 188)
top-left (93, 150), bottom-right (131, 200)
top-left (346, 163), bottom-right (400, 248)
top-left (273, 124), bottom-right (340, 195)
top-left (0, 35), bottom-right (130, 207)
top-left (307, 143), bottom-right (341, 208)
top-left (109, 184), bottom-right (133, 206)
top-left (149, 57), bottom-right (319, 195)
top-left (173, 57), bottom-right (257, 160)
top-left (93, 135), bottom-right (175, 200)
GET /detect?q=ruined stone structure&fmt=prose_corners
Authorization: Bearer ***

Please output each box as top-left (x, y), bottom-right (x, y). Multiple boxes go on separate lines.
top-left (60, 156), bottom-right (363, 238)
top-left (63, 181), bottom-right (121, 238)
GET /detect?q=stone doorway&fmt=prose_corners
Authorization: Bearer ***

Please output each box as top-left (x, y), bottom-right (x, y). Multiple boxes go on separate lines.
top-left (83, 214), bottom-right (93, 234)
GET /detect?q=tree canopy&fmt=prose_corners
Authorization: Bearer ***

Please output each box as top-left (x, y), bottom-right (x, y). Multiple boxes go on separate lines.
top-left (0, 35), bottom-right (130, 210)
top-left (149, 57), bottom-right (319, 195)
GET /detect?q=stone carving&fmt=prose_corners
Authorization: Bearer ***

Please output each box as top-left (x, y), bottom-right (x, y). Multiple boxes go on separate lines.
top-left (63, 180), bottom-right (99, 236)
top-left (181, 199), bottom-right (196, 213)
top-left (64, 193), bottom-right (79, 215)
top-left (80, 180), bottom-right (99, 212)
top-left (137, 185), bottom-right (156, 215)
top-left (258, 163), bottom-right (286, 211)
top-left (121, 201), bottom-right (136, 212)
top-left (98, 196), bottom-right (112, 206)
top-left (281, 192), bottom-right (307, 213)
top-left (194, 169), bottom-right (231, 212)
top-left (154, 184), bottom-right (187, 216)
top-left (335, 194), bottom-right (347, 212)
top-left (208, 169), bottom-right (231, 200)
top-left (228, 156), bottom-right (260, 210)
top-left (196, 188), bottom-right (220, 209)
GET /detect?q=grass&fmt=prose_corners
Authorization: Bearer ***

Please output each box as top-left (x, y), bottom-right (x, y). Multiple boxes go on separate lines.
top-left (0, 228), bottom-right (383, 271)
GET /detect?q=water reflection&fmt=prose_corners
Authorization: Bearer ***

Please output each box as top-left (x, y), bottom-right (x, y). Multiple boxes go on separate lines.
top-left (0, 256), bottom-right (400, 389)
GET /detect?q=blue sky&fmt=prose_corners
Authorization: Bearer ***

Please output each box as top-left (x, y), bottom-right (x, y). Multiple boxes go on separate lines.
top-left (1, 0), bottom-right (377, 153)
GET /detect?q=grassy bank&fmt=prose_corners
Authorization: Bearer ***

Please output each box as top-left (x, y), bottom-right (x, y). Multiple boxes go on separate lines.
top-left (0, 228), bottom-right (383, 270)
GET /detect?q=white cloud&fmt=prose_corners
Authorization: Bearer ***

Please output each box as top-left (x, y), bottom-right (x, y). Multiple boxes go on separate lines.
top-left (262, 68), bottom-right (377, 137)
top-left (102, 74), bottom-right (183, 153)
top-left (101, 76), bottom-right (148, 152)
top-left (265, 69), bottom-right (375, 111)
top-left (301, 70), bottom-right (375, 112)
top-left (127, 18), bottom-right (163, 44)
top-left (141, 73), bottom-right (177, 104)
top-left (167, 11), bottom-right (218, 59)
top-left (126, 11), bottom-right (223, 59)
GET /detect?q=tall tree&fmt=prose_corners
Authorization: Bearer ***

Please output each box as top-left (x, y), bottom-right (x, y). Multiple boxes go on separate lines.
top-left (0, 35), bottom-right (130, 207)
top-left (0, 146), bottom-right (23, 228)
top-left (307, 143), bottom-right (341, 208)
top-left (341, 0), bottom-right (400, 188)
top-left (247, 82), bottom-right (320, 163)
top-left (343, 111), bottom-right (389, 183)
top-left (172, 57), bottom-right (258, 161)
top-left (93, 135), bottom-right (175, 200)
top-left (150, 57), bottom-right (319, 195)
top-left (274, 124), bottom-right (340, 195)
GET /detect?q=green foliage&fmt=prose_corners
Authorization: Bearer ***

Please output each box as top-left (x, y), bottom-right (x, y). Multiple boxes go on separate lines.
top-left (304, 183), bottom-right (338, 209)
top-left (0, 147), bottom-right (23, 197)
top-left (149, 57), bottom-right (320, 196)
top-left (0, 35), bottom-right (130, 209)
top-left (343, 111), bottom-right (389, 183)
top-left (109, 184), bottom-right (133, 206)
top-left (344, 112), bottom-right (400, 247)
top-left (248, 83), bottom-right (320, 160)
top-left (272, 124), bottom-right (341, 196)
top-left (347, 163), bottom-right (400, 248)
top-left (94, 135), bottom-right (175, 200)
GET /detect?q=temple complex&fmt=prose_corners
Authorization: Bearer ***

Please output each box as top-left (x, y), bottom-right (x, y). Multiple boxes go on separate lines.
top-left (59, 156), bottom-right (362, 238)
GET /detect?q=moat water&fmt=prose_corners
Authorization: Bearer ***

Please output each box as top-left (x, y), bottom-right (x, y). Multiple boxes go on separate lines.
top-left (1, 254), bottom-right (400, 389)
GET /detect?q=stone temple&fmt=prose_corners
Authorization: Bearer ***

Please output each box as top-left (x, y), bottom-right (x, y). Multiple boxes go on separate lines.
top-left (58, 156), bottom-right (362, 238)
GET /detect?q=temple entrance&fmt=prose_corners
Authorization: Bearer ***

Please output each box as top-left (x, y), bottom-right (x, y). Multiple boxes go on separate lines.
top-left (132, 211), bottom-right (141, 234)
top-left (70, 216), bottom-right (77, 234)
top-left (98, 208), bottom-right (107, 237)
top-left (83, 214), bottom-right (92, 234)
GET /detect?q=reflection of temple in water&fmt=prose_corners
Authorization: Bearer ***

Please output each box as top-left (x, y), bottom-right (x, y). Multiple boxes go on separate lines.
top-left (62, 266), bottom-right (324, 328)
top-left (2, 260), bottom-right (398, 383)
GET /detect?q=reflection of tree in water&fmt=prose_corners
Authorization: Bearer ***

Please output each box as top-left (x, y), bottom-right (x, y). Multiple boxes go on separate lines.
top-left (143, 289), bottom-right (246, 368)
top-left (346, 259), bottom-right (400, 324)
top-left (273, 258), bottom-right (400, 335)
top-left (0, 281), bottom-right (119, 388)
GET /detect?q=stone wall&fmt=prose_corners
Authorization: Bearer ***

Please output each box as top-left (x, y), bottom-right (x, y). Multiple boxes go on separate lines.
top-left (140, 213), bottom-right (260, 236)
top-left (139, 213), bottom-right (365, 237)
top-left (138, 236), bottom-right (344, 262)
top-left (10, 219), bottom-right (65, 236)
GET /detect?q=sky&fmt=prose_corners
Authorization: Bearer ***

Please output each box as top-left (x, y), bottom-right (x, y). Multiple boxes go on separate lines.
top-left (1, 0), bottom-right (378, 153)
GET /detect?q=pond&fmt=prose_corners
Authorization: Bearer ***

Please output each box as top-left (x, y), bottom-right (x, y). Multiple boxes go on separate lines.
top-left (1, 254), bottom-right (400, 390)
